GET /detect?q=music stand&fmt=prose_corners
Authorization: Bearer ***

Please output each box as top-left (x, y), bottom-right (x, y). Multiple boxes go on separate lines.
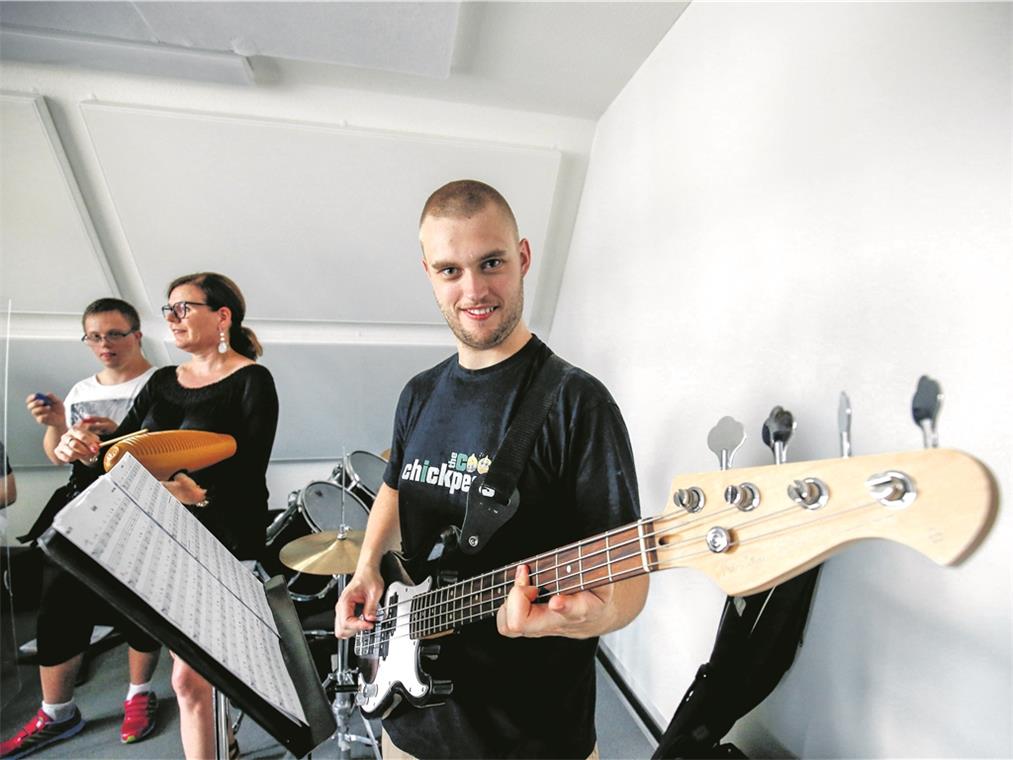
top-left (37, 457), bottom-right (337, 759)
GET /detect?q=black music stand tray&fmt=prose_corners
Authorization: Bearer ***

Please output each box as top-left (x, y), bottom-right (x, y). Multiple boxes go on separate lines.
top-left (38, 527), bottom-right (337, 758)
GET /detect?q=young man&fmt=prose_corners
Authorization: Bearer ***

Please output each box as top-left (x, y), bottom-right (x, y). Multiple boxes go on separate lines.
top-left (336, 181), bottom-right (649, 758)
top-left (1, 299), bottom-right (160, 759)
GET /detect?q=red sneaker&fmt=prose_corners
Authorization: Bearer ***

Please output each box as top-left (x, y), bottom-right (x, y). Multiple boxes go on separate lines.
top-left (0, 707), bottom-right (85, 759)
top-left (120, 691), bottom-right (158, 743)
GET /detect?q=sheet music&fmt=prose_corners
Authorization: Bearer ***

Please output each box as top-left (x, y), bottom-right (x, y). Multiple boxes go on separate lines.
top-left (53, 455), bottom-right (306, 725)
top-left (105, 457), bottom-right (278, 633)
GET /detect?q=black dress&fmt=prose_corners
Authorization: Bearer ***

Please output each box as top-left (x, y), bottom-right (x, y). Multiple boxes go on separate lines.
top-left (113, 364), bottom-right (279, 560)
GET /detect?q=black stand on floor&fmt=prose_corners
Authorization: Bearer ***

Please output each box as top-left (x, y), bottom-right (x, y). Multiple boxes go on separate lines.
top-left (39, 528), bottom-right (337, 758)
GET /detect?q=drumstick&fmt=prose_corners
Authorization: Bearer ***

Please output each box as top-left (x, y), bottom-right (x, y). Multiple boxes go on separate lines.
top-left (99, 429), bottom-right (149, 449)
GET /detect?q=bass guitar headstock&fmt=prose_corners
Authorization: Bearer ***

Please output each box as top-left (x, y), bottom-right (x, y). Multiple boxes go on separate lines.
top-left (653, 378), bottom-right (998, 596)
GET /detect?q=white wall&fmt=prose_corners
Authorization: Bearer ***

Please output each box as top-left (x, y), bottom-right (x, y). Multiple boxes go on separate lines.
top-left (1, 58), bottom-right (596, 539)
top-left (550, 3), bottom-right (1011, 757)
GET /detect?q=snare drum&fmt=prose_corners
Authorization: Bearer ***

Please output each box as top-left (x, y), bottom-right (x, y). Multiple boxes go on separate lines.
top-left (331, 450), bottom-right (388, 506)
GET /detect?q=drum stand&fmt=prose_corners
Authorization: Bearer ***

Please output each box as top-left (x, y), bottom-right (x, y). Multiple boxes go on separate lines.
top-left (322, 573), bottom-right (381, 760)
top-left (269, 452), bottom-right (381, 759)
top-left (213, 688), bottom-right (231, 759)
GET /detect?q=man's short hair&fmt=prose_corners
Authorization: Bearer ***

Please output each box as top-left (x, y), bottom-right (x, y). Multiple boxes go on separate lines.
top-left (419, 180), bottom-right (518, 237)
top-left (82, 298), bottom-right (141, 332)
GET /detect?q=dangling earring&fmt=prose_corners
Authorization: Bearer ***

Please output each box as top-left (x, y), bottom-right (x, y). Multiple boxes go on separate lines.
top-left (218, 329), bottom-right (228, 354)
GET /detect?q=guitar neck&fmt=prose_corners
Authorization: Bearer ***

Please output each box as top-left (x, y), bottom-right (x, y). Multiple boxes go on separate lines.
top-left (410, 519), bottom-right (659, 638)
top-left (406, 449), bottom-right (998, 638)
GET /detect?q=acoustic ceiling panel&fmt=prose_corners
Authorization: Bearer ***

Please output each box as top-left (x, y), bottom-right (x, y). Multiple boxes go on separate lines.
top-left (138, 2), bottom-right (461, 77)
top-left (81, 102), bottom-right (560, 326)
top-left (0, 1), bottom-right (460, 78)
top-left (0, 93), bottom-right (113, 312)
top-left (0, 2), bottom-right (152, 41)
top-left (163, 340), bottom-right (453, 461)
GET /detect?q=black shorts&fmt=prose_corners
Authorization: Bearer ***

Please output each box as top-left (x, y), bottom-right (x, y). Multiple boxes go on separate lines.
top-left (36, 558), bottom-right (160, 666)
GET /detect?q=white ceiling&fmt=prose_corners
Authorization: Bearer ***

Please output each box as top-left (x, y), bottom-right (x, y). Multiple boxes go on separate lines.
top-left (0, 1), bottom-right (689, 117)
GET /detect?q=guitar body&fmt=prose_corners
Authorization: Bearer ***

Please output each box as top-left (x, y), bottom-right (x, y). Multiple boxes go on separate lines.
top-left (355, 551), bottom-right (453, 719)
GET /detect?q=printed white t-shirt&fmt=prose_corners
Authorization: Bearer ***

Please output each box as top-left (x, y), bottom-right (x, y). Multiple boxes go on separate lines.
top-left (63, 367), bottom-right (157, 429)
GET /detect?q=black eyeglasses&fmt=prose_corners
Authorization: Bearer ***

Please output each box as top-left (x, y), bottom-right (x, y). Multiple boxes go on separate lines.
top-left (81, 330), bottom-right (135, 344)
top-left (161, 301), bottom-right (210, 320)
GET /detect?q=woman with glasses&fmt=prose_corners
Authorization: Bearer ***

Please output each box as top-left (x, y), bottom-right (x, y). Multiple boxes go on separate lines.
top-left (53, 273), bottom-right (279, 760)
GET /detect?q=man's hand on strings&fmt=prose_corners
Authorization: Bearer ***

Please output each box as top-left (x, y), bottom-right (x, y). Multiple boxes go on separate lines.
top-left (335, 565), bottom-right (384, 639)
top-left (496, 564), bottom-right (615, 640)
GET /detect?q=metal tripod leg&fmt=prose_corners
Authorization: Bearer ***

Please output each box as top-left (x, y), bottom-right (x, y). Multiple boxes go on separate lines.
top-left (326, 574), bottom-right (381, 760)
top-left (213, 687), bottom-right (230, 759)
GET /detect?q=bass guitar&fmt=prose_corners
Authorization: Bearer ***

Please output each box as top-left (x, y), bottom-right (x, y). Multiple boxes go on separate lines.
top-left (353, 446), bottom-right (997, 718)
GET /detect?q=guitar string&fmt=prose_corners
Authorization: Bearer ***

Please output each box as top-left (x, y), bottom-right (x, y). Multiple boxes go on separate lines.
top-left (356, 496), bottom-right (885, 650)
top-left (363, 507), bottom-right (714, 637)
top-left (355, 515), bottom-right (664, 648)
top-left (358, 497), bottom-right (872, 647)
top-left (355, 514), bottom-right (672, 648)
top-left (360, 495), bottom-right (884, 651)
top-left (366, 494), bottom-right (854, 637)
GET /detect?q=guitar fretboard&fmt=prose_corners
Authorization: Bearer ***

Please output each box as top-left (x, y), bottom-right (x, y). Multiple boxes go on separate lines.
top-left (407, 518), bottom-right (659, 639)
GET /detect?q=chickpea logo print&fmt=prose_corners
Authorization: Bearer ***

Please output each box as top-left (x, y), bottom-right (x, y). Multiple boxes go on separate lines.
top-left (400, 449), bottom-right (493, 495)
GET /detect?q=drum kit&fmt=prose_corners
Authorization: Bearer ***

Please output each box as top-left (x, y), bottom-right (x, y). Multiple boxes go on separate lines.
top-left (261, 450), bottom-right (387, 760)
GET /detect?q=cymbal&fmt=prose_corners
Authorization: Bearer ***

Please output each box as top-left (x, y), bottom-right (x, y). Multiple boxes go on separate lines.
top-left (279, 530), bottom-right (365, 576)
top-left (379, 448), bottom-right (391, 461)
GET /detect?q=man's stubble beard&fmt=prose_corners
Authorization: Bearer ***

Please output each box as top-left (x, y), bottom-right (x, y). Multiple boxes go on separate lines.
top-left (440, 287), bottom-right (524, 352)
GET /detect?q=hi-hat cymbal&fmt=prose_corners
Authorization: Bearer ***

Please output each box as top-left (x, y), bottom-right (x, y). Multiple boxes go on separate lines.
top-left (279, 530), bottom-right (364, 576)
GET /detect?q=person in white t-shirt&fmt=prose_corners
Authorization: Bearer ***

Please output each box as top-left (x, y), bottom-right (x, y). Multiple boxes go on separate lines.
top-left (2, 299), bottom-right (160, 760)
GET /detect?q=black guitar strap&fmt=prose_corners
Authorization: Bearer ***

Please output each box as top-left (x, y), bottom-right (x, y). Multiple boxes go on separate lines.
top-left (459, 353), bottom-right (571, 555)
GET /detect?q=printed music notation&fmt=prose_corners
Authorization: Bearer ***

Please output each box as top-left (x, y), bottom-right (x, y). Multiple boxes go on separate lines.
top-left (53, 454), bottom-right (306, 726)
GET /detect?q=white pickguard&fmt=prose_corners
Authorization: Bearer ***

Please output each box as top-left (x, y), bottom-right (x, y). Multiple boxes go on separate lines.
top-left (356, 575), bottom-right (433, 717)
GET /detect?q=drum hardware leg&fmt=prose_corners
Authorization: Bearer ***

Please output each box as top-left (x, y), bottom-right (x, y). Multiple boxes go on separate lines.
top-left (324, 575), bottom-right (380, 760)
top-left (266, 502), bottom-right (299, 545)
top-left (212, 688), bottom-right (231, 760)
top-left (252, 561), bottom-right (273, 583)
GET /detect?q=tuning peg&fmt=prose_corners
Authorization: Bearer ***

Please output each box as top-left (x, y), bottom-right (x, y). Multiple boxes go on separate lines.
top-left (762, 406), bottom-right (796, 465)
top-left (912, 375), bottom-right (942, 449)
top-left (838, 392), bottom-right (852, 458)
top-left (707, 416), bottom-right (746, 471)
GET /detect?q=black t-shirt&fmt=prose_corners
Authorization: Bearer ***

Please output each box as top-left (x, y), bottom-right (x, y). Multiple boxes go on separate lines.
top-left (113, 364), bottom-right (279, 559)
top-left (383, 335), bottom-right (640, 759)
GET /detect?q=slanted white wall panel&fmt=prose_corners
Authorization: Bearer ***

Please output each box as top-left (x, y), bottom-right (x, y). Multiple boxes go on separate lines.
top-left (0, 93), bottom-right (113, 311)
top-left (81, 102), bottom-right (560, 325)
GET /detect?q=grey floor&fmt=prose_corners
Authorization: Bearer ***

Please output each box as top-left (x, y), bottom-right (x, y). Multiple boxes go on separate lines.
top-left (1, 640), bottom-right (656, 759)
